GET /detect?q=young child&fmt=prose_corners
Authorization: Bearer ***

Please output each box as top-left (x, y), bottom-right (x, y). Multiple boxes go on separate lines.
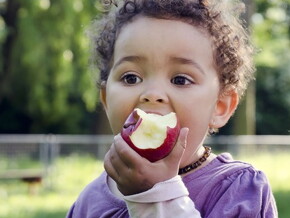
top-left (67, 0), bottom-right (278, 217)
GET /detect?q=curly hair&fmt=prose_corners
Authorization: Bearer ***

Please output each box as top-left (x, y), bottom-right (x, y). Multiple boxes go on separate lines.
top-left (88, 0), bottom-right (255, 99)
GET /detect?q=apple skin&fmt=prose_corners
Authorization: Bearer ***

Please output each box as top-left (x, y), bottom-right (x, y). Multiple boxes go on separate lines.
top-left (121, 109), bottom-right (180, 162)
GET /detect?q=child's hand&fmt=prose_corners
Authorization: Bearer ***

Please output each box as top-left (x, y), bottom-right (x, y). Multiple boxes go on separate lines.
top-left (104, 127), bottom-right (189, 196)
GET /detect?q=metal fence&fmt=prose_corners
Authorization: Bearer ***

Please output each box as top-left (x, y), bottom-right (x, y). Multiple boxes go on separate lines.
top-left (206, 135), bottom-right (290, 155)
top-left (0, 134), bottom-right (113, 173)
top-left (0, 134), bottom-right (289, 177)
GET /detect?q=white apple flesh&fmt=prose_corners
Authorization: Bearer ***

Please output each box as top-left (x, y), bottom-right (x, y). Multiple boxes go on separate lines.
top-left (121, 108), bottom-right (180, 162)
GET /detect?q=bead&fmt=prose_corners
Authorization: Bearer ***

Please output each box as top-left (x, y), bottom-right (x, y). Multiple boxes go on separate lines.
top-left (178, 146), bottom-right (212, 175)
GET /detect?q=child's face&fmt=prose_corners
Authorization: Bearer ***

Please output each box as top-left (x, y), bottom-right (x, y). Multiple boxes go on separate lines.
top-left (101, 16), bottom-right (237, 165)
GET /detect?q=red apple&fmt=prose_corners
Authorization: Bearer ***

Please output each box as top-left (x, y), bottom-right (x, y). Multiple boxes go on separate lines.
top-left (121, 108), bottom-right (180, 162)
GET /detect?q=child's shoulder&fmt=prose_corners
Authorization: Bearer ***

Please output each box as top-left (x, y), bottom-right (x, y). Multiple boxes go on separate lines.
top-left (185, 153), bottom-right (277, 217)
top-left (215, 153), bottom-right (269, 182)
top-left (184, 152), bottom-right (269, 186)
top-left (215, 152), bottom-right (254, 171)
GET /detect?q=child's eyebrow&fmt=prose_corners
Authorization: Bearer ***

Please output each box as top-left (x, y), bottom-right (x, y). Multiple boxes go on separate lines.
top-left (170, 56), bottom-right (205, 75)
top-left (113, 55), bottom-right (205, 75)
top-left (113, 56), bottom-right (145, 70)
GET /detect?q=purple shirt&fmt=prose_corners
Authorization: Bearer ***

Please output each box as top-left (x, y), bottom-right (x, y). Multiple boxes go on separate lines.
top-left (66, 153), bottom-right (277, 217)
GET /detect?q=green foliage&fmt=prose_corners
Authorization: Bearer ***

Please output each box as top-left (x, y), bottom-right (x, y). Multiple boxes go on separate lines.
top-left (1, 0), bottom-right (290, 134)
top-left (0, 0), bottom-right (100, 133)
top-left (252, 0), bottom-right (290, 134)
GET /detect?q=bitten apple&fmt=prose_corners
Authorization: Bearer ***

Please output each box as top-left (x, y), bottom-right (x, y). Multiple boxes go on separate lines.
top-left (121, 108), bottom-right (180, 162)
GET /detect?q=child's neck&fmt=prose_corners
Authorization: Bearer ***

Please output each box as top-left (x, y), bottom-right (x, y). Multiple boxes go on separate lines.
top-left (179, 146), bottom-right (216, 176)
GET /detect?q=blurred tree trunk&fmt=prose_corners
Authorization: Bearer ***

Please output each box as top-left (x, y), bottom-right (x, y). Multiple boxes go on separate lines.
top-left (234, 82), bottom-right (256, 135)
top-left (94, 104), bottom-right (112, 134)
top-left (233, 0), bottom-right (256, 135)
top-left (0, 0), bottom-right (20, 103)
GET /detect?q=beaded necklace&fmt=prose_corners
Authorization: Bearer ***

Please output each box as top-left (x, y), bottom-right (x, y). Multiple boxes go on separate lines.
top-left (178, 146), bottom-right (212, 175)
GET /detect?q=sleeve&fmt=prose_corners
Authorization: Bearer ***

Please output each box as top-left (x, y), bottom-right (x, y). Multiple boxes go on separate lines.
top-left (66, 203), bottom-right (75, 218)
top-left (205, 168), bottom-right (278, 218)
top-left (123, 176), bottom-right (201, 218)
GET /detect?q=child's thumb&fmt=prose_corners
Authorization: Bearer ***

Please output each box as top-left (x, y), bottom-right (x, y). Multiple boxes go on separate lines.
top-left (165, 127), bottom-right (189, 166)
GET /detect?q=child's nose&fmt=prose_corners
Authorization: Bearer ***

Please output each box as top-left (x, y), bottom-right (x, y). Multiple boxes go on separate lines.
top-left (139, 84), bottom-right (169, 103)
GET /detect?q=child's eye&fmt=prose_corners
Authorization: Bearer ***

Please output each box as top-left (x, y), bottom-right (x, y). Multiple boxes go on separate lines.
top-left (121, 73), bottom-right (142, 85)
top-left (171, 75), bottom-right (194, 86)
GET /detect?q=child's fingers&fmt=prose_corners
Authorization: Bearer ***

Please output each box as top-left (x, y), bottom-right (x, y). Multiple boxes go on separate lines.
top-left (113, 134), bottom-right (145, 168)
top-left (103, 146), bottom-right (120, 182)
top-left (104, 137), bottom-right (129, 176)
top-left (104, 138), bottom-right (136, 186)
top-left (104, 135), bottom-right (153, 195)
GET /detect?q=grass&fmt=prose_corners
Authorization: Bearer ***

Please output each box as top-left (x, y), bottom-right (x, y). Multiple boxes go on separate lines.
top-left (0, 152), bottom-right (289, 218)
top-left (0, 154), bottom-right (104, 218)
top-left (0, 155), bottom-right (43, 171)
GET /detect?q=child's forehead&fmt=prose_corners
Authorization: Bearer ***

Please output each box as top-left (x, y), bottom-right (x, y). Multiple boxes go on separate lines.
top-left (117, 15), bottom-right (210, 41)
top-left (115, 16), bottom-right (213, 58)
top-left (113, 16), bottom-right (215, 73)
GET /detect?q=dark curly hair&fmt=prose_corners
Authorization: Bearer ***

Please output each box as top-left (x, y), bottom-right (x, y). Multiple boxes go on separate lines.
top-left (88, 0), bottom-right (255, 98)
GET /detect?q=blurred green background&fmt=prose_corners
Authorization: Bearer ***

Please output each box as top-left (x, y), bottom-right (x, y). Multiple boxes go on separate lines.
top-left (0, 0), bottom-right (290, 218)
top-left (0, 0), bottom-right (290, 135)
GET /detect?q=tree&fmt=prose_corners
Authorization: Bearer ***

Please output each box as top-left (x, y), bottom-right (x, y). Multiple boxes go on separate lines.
top-left (253, 0), bottom-right (290, 134)
top-left (0, 0), bottom-right (100, 133)
top-left (222, 0), bottom-right (290, 135)
top-left (232, 0), bottom-right (256, 135)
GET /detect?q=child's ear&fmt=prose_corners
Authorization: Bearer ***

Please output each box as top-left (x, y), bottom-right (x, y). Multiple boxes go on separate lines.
top-left (210, 89), bottom-right (239, 129)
